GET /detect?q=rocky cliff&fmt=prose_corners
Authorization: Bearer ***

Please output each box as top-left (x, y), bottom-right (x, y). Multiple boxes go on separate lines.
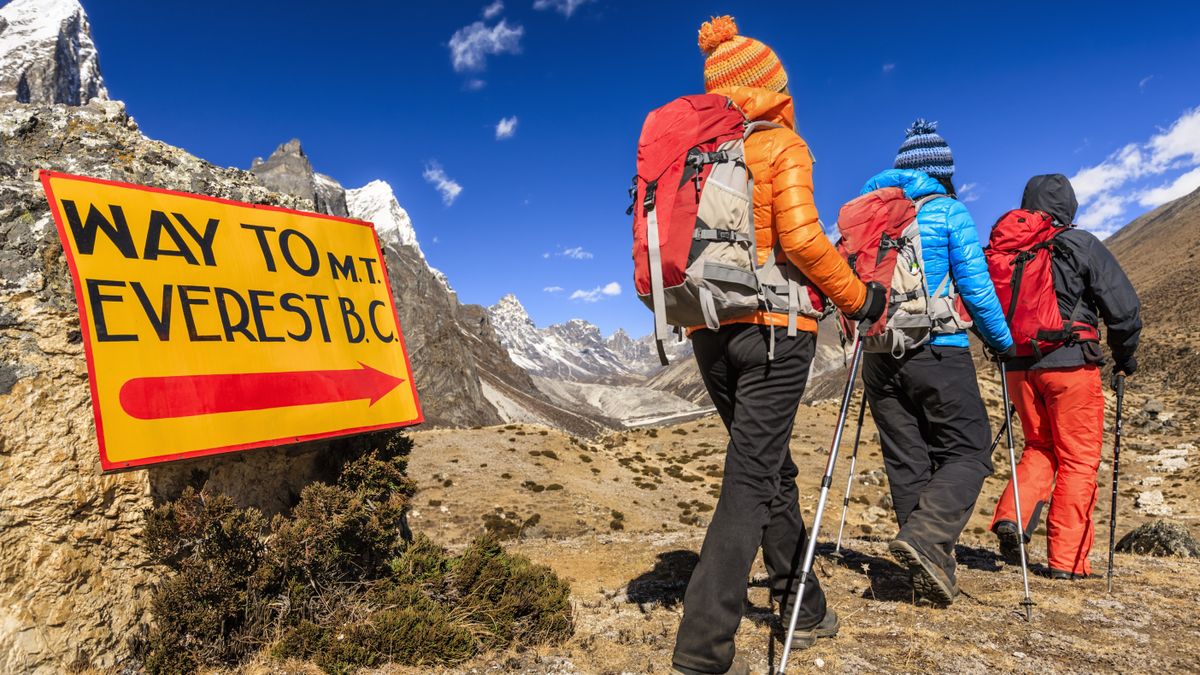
top-left (0, 0), bottom-right (107, 105)
top-left (0, 99), bottom-right (385, 673)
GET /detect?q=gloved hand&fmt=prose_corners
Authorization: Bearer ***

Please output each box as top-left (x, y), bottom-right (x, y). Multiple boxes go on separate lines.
top-left (994, 344), bottom-right (1018, 363)
top-left (1112, 355), bottom-right (1136, 390)
top-left (848, 281), bottom-right (887, 325)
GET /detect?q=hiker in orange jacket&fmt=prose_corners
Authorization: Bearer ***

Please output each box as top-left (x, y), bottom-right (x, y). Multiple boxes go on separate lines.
top-left (671, 16), bottom-right (886, 675)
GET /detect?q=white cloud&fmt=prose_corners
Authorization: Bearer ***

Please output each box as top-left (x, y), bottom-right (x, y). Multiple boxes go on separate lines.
top-left (559, 245), bottom-right (592, 260)
top-left (482, 0), bottom-right (504, 19)
top-left (570, 281), bottom-right (620, 302)
top-left (422, 162), bottom-right (463, 206)
top-left (543, 286), bottom-right (564, 293)
top-left (464, 78), bottom-right (487, 91)
top-left (542, 252), bottom-right (551, 259)
top-left (958, 182), bottom-right (980, 203)
top-left (495, 115), bottom-right (518, 140)
top-left (882, 63), bottom-right (896, 74)
top-left (448, 19), bottom-right (523, 72)
top-left (533, 0), bottom-right (592, 17)
top-left (1137, 166), bottom-right (1200, 208)
top-left (1139, 75), bottom-right (1154, 92)
top-left (1071, 106), bottom-right (1200, 236)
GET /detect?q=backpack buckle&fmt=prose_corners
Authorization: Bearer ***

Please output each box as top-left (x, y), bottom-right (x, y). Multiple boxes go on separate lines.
top-left (643, 181), bottom-right (657, 211)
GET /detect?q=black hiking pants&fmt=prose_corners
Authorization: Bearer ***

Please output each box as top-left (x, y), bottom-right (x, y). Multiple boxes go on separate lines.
top-left (862, 344), bottom-right (994, 585)
top-left (672, 324), bottom-right (825, 674)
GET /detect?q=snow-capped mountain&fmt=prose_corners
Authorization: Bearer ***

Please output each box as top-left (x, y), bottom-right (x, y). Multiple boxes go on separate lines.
top-left (606, 328), bottom-right (693, 375)
top-left (488, 295), bottom-right (693, 382)
top-left (347, 180), bottom-right (424, 256)
top-left (0, 0), bottom-right (107, 105)
top-left (346, 179), bottom-right (450, 290)
top-left (488, 294), bottom-right (638, 381)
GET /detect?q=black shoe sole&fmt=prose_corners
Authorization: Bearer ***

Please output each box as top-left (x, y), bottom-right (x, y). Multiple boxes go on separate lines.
top-left (889, 540), bottom-right (956, 605)
top-left (994, 525), bottom-right (1024, 566)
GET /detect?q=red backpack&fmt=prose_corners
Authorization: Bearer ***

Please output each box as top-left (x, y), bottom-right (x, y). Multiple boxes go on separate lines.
top-left (835, 188), bottom-right (971, 355)
top-left (631, 94), bottom-right (820, 363)
top-left (986, 209), bottom-right (1099, 358)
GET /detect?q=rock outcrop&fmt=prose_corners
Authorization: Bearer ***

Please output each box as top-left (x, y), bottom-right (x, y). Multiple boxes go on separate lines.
top-left (0, 0), bottom-right (107, 105)
top-left (0, 100), bottom-right (375, 673)
top-left (1116, 520), bottom-right (1200, 558)
top-left (250, 139), bottom-right (348, 218)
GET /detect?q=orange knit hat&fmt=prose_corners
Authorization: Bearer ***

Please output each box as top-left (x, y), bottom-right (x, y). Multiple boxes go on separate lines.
top-left (698, 16), bottom-right (787, 93)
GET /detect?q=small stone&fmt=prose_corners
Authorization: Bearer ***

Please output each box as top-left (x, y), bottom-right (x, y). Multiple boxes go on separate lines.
top-left (1135, 490), bottom-right (1171, 516)
top-left (815, 657), bottom-right (826, 668)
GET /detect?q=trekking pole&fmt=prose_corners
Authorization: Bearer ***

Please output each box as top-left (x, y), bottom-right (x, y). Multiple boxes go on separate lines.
top-left (999, 362), bottom-right (1035, 621)
top-left (1107, 373), bottom-right (1126, 593)
top-left (834, 391), bottom-right (868, 555)
top-left (988, 406), bottom-right (1016, 455)
top-left (778, 336), bottom-right (864, 674)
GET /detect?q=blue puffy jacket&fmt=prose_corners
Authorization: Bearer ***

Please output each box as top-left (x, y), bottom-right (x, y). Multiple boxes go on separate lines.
top-left (860, 169), bottom-right (1013, 351)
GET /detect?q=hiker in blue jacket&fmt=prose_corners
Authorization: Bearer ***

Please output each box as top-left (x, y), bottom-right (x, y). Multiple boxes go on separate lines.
top-left (858, 120), bottom-right (1014, 605)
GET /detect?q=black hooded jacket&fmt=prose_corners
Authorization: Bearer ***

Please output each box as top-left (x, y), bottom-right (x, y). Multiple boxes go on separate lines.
top-left (1008, 174), bottom-right (1142, 371)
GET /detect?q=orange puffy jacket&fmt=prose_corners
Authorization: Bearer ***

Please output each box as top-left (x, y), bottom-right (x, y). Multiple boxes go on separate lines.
top-left (708, 86), bottom-right (866, 333)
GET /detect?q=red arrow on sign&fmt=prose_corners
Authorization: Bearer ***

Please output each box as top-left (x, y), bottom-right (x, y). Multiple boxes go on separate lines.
top-left (118, 362), bottom-right (405, 420)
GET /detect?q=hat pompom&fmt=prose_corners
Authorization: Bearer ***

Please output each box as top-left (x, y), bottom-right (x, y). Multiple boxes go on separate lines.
top-left (698, 15), bottom-right (738, 54)
top-left (905, 118), bottom-right (939, 138)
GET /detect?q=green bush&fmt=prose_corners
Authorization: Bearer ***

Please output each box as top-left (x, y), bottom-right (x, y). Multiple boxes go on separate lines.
top-left (140, 430), bottom-right (572, 674)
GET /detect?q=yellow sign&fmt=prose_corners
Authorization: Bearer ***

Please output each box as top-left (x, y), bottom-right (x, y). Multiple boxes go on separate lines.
top-left (40, 171), bottom-right (423, 471)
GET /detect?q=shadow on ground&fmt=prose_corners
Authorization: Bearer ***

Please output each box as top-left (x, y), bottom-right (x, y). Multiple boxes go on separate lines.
top-left (625, 549), bottom-right (699, 611)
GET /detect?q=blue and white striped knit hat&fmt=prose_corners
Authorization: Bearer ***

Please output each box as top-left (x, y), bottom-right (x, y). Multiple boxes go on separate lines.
top-left (894, 119), bottom-right (954, 178)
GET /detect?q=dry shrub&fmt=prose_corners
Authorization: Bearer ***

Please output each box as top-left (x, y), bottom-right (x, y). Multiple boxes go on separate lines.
top-left (138, 431), bottom-right (572, 674)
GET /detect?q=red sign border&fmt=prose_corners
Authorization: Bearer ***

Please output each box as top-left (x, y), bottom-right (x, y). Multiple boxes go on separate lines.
top-left (39, 170), bottom-right (425, 472)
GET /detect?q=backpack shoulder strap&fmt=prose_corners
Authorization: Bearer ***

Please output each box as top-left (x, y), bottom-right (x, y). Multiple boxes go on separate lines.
top-left (744, 120), bottom-right (784, 137)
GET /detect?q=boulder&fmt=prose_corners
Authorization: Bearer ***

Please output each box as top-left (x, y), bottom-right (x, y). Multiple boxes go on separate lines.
top-left (1116, 521), bottom-right (1200, 558)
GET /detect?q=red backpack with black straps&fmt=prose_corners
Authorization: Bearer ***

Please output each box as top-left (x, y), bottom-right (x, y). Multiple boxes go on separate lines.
top-left (986, 209), bottom-right (1099, 358)
top-left (835, 188), bottom-right (972, 355)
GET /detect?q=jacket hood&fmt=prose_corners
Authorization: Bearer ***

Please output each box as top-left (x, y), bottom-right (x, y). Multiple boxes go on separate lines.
top-left (714, 86), bottom-right (795, 129)
top-left (860, 169), bottom-right (946, 200)
top-left (1021, 174), bottom-right (1078, 225)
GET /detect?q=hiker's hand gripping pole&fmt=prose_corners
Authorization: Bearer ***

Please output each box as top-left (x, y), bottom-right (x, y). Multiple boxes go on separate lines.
top-left (778, 336), bottom-right (864, 674)
top-left (999, 362), bottom-right (1035, 621)
top-left (1107, 373), bottom-right (1126, 593)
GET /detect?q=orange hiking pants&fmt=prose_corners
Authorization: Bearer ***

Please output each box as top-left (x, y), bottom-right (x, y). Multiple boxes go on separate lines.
top-left (990, 364), bottom-right (1104, 576)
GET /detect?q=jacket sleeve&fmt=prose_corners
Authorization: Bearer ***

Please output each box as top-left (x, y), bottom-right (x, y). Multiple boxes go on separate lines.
top-left (942, 200), bottom-right (1014, 351)
top-left (771, 133), bottom-right (866, 314)
top-left (1082, 233), bottom-right (1142, 362)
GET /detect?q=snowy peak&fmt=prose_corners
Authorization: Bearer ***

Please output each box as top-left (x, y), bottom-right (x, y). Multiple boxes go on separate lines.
top-left (486, 297), bottom-right (691, 382)
top-left (491, 293), bottom-right (533, 324)
top-left (348, 180), bottom-right (426, 259)
top-left (0, 0), bottom-right (108, 105)
top-left (346, 179), bottom-right (452, 291)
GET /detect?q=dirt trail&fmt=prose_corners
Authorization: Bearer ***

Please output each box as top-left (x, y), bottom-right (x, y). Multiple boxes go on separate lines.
top-left (389, 381), bottom-right (1200, 673)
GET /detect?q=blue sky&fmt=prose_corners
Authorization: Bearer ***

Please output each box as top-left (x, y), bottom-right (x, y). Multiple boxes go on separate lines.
top-left (81, 0), bottom-right (1200, 336)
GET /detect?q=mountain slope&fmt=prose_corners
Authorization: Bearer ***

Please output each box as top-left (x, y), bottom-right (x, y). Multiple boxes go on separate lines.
top-left (0, 0), bottom-right (106, 105)
top-left (1106, 185), bottom-right (1200, 389)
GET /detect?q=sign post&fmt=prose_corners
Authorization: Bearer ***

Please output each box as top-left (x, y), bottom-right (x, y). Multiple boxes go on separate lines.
top-left (40, 171), bottom-right (423, 471)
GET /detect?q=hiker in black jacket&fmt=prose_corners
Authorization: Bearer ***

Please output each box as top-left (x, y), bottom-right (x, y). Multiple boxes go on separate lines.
top-left (990, 174), bottom-right (1142, 579)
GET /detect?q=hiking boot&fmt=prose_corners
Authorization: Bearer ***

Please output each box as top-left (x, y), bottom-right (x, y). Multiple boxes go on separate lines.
top-left (673, 654), bottom-right (748, 675)
top-left (785, 607), bottom-right (840, 650)
top-left (993, 520), bottom-right (1024, 565)
top-left (888, 539), bottom-right (957, 605)
top-left (1048, 568), bottom-right (1091, 581)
